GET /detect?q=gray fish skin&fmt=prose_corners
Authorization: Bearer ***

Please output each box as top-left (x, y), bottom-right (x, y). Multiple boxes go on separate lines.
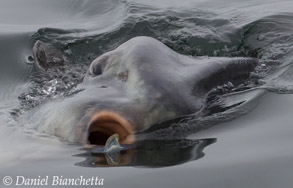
top-left (30, 36), bottom-right (258, 144)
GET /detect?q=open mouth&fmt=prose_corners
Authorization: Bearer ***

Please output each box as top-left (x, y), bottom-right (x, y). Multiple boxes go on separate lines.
top-left (88, 111), bottom-right (135, 145)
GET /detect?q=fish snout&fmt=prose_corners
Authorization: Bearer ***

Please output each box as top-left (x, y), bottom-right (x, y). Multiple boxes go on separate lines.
top-left (87, 111), bottom-right (135, 145)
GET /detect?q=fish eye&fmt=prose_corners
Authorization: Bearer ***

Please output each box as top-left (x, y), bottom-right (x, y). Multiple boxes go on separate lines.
top-left (90, 55), bottom-right (109, 77)
top-left (92, 63), bottom-right (103, 76)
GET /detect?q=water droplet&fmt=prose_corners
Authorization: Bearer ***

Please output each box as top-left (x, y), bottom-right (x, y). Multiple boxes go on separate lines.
top-left (257, 34), bottom-right (265, 41)
top-left (227, 82), bottom-right (234, 88)
top-left (257, 79), bottom-right (266, 84)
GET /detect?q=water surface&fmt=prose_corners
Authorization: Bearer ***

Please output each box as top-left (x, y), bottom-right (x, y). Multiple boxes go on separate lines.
top-left (1, 0), bottom-right (293, 187)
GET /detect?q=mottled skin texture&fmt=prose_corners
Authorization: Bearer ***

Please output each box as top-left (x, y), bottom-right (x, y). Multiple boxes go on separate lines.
top-left (33, 40), bottom-right (67, 71)
top-left (32, 36), bottom-right (258, 145)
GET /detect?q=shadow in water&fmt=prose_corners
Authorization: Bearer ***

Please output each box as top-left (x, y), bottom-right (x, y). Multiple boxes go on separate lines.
top-left (74, 138), bottom-right (216, 168)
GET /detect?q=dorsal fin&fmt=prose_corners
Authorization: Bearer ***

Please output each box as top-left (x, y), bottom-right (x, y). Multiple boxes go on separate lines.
top-left (32, 40), bottom-right (67, 71)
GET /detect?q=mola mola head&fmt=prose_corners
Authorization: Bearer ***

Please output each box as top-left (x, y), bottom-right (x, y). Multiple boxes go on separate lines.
top-left (32, 36), bottom-right (258, 146)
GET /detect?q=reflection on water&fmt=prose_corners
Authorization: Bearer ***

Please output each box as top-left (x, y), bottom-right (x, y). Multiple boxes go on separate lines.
top-left (74, 138), bottom-right (216, 168)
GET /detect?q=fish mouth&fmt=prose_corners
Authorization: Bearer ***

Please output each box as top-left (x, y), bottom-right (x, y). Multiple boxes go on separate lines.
top-left (87, 111), bottom-right (135, 145)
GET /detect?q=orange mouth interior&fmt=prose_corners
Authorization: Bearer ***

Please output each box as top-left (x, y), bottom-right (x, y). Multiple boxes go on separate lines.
top-left (88, 111), bottom-right (135, 145)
